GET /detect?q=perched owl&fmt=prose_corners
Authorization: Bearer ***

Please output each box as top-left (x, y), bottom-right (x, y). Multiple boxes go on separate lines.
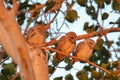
top-left (72, 39), bottom-right (95, 63)
top-left (56, 32), bottom-right (77, 61)
top-left (27, 25), bottom-right (46, 46)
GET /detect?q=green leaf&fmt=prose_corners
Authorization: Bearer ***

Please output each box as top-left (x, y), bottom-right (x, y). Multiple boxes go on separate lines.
top-left (101, 63), bottom-right (110, 69)
top-left (102, 12), bottom-right (109, 20)
top-left (64, 57), bottom-right (71, 63)
top-left (86, 6), bottom-right (95, 15)
top-left (94, 0), bottom-right (104, 8)
top-left (76, 0), bottom-right (87, 7)
top-left (1, 68), bottom-right (10, 76)
top-left (83, 22), bottom-right (95, 33)
top-left (94, 0), bottom-right (100, 4)
top-left (95, 38), bottom-right (104, 50)
top-left (54, 76), bottom-right (63, 80)
top-left (17, 14), bottom-right (25, 25)
top-left (112, 61), bottom-right (118, 68)
top-left (76, 70), bottom-right (88, 80)
top-left (112, 0), bottom-right (120, 11)
top-left (15, 74), bottom-right (21, 80)
top-left (52, 54), bottom-right (60, 65)
top-left (19, 1), bottom-right (29, 10)
top-left (105, 40), bottom-right (114, 48)
top-left (91, 70), bottom-right (103, 79)
top-left (65, 10), bottom-right (79, 23)
top-left (45, 0), bottom-right (55, 12)
top-left (65, 64), bottom-right (73, 71)
top-left (0, 75), bottom-right (9, 80)
top-left (65, 74), bottom-right (74, 80)
top-left (48, 65), bottom-right (55, 74)
top-left (91, 12), bottom-right (98, 20)
top-left (2, 63), bottom-right (16, 76)
top-left (83, 22), bottom-right (89, 30)
top-left (104, 0), bottom-right (111, 5)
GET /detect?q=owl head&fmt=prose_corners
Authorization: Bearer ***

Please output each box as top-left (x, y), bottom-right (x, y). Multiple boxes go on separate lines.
top-left (85, 39), bottom-right (95, 49)
top-left (66, 32), bottom-right (77, 42)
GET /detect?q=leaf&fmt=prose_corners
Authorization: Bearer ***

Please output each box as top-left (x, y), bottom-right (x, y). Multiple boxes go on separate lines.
top-left (65, 74), bottom-right (74, 80)
top-left (101, 63), bottom-right (110, 69)
top-left (65, 64), bottom-right (73, 71)
top-left (64, 57), bottom-right (71, 63)
top-left (17, 14), bottom-right (25, 25)
top-left (2, 63), bottom-right (16, 76)
top-left (86, 6), bottom-right (95, 15)
top-left (48, 65), bottom-right (55, 74)
top-left (45, 0), bottom-right (55, 12)
top-left (1, 68), bottom-right (10, 76)
top-left (95, 37), bottom-right (104, 50)
top-left (15, 75), bottom-right (21, 80)
top-left (83, 22), bottom-right (89, 30)
top-left (112, 0), bottom-right (120, 11)
top-left (112, 61), bottom-right (118, 68)
top-left (98, 1), bottom-right (105, 9)
top-left (83, 22), bottom-right (95, 33)
top-left (0, 75), bottom-right (9, 80)
top-left (52, 54), bottom-right (60, 65)
top-left (105, 40), bottom-right (114, 48)
top-left (19, 1), bottom-right (29, 10)
top-left (102, 12), bottom-right (109, 20)
top-left (104, 0), bottom-right (111, 5)
top-left (54, 76), bottom-right (63, 80)
top-left (91, 12), bottom-right (98, 20)
top-left (76, 70), bottom-right (88, 80)
top-left (65, 10), bottom-right (79, 23)
top-left (76, 0), bottom-right (87, 7)
top-left (94, 0), bottom-right (104, 8)
top-left (91, 70), bottom-right (103, 79)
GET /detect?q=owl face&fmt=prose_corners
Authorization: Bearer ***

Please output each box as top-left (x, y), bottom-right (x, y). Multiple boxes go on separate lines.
top-left (27, 26), bottom-right (45, 45)
top-left (85, 39), bottom-right (95, 49)
top-left (66, 32), bottom-right (77, 43)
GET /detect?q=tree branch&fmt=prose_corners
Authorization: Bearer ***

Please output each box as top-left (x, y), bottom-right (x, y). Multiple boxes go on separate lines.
top-left (45, 47), bottom-right (111, 74)
top-left (11, 0), bottom-right (19, 17)
top-left (76, 27), bottom-right (120, 40)
top-left (0, 0), bottom-right (8, 19)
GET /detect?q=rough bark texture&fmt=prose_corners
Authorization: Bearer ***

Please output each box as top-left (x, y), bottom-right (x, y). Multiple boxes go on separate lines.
top-left (0, 0), bottom-right (49, 80)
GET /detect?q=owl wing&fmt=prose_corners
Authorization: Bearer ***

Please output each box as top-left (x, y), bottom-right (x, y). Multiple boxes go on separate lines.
top-left (56, 36), bottom-right (66, 60)
top-left (75, 42), bottom-right (85, 56)
top-left (57, 36), bottom-right (66, 50)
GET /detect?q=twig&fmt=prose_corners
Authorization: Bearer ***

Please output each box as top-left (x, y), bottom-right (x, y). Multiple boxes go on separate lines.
top-left (11, 0), bottom-right (19, 17)
top-left (0, 57), bottom-right (9, 64)
top-left (44, 47), bottom-right (111, 74)
top-left (86, 60), bottom-right (111, 74)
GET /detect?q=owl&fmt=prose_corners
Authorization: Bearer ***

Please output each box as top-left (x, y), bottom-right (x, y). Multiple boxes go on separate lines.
top-left (56, 32), bottom-right (77, 61)
top-left (72, 39), bottom-right (95, 63)
top-left (27, 24), bottom-right (46, 46)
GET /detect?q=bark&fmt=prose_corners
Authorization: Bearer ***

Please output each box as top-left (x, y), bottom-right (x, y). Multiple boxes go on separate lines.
top-left (0, 0), bottom-right (48, 80)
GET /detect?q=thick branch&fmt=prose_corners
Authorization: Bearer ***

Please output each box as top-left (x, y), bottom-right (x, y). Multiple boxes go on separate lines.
top-left (76, 27), bottom-right (120, 40)
top-left (0, 1), bottom-right (35, 79)
top-left (0, 0), bottom-right (8, 19)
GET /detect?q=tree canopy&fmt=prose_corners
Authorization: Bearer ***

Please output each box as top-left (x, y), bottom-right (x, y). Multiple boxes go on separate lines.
top-left (0, 0), bottom-right (120, 80)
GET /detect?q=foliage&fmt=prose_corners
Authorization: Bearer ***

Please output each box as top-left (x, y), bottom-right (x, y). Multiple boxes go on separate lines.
top-left (1, 0), bottom-right (120, 80)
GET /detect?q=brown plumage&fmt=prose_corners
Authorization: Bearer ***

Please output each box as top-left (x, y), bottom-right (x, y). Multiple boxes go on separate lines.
top-left (56, 32), bottom-right (77, 60)
top-left (27, 25), bottom-right (46, 46)
top-left (73, 39), bottom-right (95, 63)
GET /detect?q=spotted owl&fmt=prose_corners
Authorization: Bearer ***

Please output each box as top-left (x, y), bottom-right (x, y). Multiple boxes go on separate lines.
top-left (56, 32), bottom-right (77, 60)
top-left (73, 39), bottom-right (95, 63)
